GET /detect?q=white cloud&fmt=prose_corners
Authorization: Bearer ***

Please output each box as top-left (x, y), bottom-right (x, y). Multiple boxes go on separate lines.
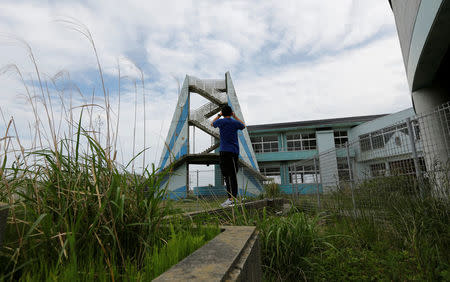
top-left (237, 36), bottom-right (410, 124)
top-left (0, 0), bottom-right (411, 167)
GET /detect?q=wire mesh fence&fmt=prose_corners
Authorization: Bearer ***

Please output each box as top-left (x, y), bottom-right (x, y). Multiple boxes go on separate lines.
top-left (177, 102), bottom-right (450, 216)
top-left (187, 166), bottom-right (264, 200)
top-left (276, 102), bottom-right (450, 218)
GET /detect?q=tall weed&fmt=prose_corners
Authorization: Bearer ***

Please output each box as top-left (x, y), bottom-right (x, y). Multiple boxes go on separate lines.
top-left (258, 210), bottom-right (327, 281)
top-left (0, 21), bottom-right (217, 280)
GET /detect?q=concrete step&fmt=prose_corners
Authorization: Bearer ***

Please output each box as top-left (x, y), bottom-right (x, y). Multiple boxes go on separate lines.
top-left (190, 102), bottom-right (221, 123)
top-left (190, 119), bottom-right (220, 139)
top-left (189, 85), bottom-right (227, 105)
top-left (198, 143), bottom-right (220, 154)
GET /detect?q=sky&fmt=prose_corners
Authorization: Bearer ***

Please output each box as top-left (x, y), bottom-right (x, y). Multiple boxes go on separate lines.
top-left (0, 0), bottom-right (412, 170)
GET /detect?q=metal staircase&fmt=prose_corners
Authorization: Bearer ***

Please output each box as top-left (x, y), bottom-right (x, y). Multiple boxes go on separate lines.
top-left (199, 143), bottom-right (220, 154)
top-left (188, 76), bottom-right (228, 106)
top-left (188, 76), bottom-right (226, 154)
top-left (189, 119), bottom-right (220, 140)
top-left (158, 73), bottom-right (266, 199)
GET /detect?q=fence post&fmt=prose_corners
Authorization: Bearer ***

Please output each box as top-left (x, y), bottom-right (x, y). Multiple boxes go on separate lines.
top-left (406, 117), bottom-right (423, 196)
top-left (294, 163), bottom-right (299, 201)
top-left (313, 156), bottom-right (321, 209)
top-left (194, 169), bottom-right (199, 210)
top-left (346, 142), bottom-right (357, 216)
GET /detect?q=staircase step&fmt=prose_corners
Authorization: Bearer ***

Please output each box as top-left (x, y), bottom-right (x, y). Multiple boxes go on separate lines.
top-left (189, 85), bottom-right (227, 105)
top-left (190, 120), bottom-right (220, 139)
top-left (198, 143), bottom-right (220, 154)
top-left (191, 102), bottom-right (222, 122)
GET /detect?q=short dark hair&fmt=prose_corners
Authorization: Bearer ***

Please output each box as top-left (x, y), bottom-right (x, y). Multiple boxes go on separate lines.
top-left (221, 105), bottom-right (233, 116)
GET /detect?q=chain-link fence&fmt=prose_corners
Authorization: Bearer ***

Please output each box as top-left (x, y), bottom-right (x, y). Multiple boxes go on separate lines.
top-left (188, 166), bottom-right (264, 199)
top-left (278, 102), bottom-right (450, 218)
top-left (188, 169), bottom-right (224, 197)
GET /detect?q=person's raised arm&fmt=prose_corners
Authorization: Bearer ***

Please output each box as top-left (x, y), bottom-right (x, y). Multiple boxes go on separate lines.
top-left (232, 112), bottom-right (245, 128)
top-left (211, 113), bottom-right (222, 127)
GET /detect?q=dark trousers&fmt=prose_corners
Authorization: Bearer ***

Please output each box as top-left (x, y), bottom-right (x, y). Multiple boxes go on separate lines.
top-left (219, 151), bottom-right (239, 198)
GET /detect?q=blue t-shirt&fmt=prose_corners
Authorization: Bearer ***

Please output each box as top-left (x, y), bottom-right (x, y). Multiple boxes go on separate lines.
top-left (212, 118), bottom-right (245, 154)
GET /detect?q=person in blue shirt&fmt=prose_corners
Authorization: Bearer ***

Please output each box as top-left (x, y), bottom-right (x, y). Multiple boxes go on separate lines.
top-left (210, 105), bottom-right (246, 207)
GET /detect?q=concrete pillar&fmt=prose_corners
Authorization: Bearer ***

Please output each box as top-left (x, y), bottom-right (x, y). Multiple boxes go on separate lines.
top-left (164, 163), bottom-right (189, 199)
top-left (412, 87), bottom-right (450, 196)
top-left (353, 156), bottom-right (370, 181)
top-left (214, 164), bottom-right (223, 187)
top-left (0, 203), bottom-right (9, 248)
top-left (316, 130), bottom-right (339, 192)
top-left (214, 136), bottom-right (223, 188)
top-left (278, 132), bottom-right (285, 151)
top-left (412, 85), bottom-right (449, 113)
top-left (385, 161), bottom-right (391, 176)
top-left (280, 162), bottom-right (288, 186)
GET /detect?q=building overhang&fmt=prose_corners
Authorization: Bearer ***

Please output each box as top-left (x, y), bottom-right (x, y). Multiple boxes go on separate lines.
top-left (390, 0), bottom-right (450, 92)
top-left (409, 0), bottom-right (450, 91)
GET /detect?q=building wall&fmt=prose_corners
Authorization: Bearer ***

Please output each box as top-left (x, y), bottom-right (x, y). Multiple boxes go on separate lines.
top-left (391, 0), bottom-right (447, 90)
top-left (391, 0), bottom-right (450, 193)
top-left (249, 123), bottom-right (354, 194)
top-left (348, 108), bottom-right (415, 140)
top-left (390, 0), bottom-right (422, 67)
top-left (348, 107), bottom-right (421, 181)
top-left (248, 109), bottom-right (426, 194)
top-left (316, 130), bottom-right (339, 191)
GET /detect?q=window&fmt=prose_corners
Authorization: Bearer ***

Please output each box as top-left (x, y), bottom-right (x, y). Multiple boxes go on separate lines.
top-left (260, 165), bottom-right (281, 184)
top-left (371, 130), bottom-right (384, 149)
top-left (286, 133), bottom-right (316, 151)
top-left (288, 164), bottom-right (319, 184)
top-left (370, 163), bottom-right (386, 177)
top-left (437, 105), bottom-right (450, 137)
top-left (388, 158), bottom-right (426, 176)
top-left (382, 125), bottom-right (396, 143)
top-left (412, 120), bottom-right (420, 140)
top-left (334, 131), bottom-right (348, 148)
top-left (251, 135), bottom-right (278, 153)
top-left (359, 134), bottom-right (371, 152)
top-left (397, 123), bottom-right (408, 135)
top-left (302, 133), bottom-right (317, 150)
top-left (337, 158), bottom-right (352, 181)
top-left (389, 159), bottom-right (415, 175)
top-left (286, 134), bottom-right (301, 151)
top-left (359, 121), bottom-right (415, 152)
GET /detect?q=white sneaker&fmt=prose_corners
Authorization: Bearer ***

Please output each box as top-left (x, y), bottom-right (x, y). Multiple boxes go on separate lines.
top-left (220, 199), bottom-right (234, 207)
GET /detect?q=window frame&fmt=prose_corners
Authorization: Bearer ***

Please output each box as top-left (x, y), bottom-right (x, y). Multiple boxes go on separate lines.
top-left (259, 164), bottom-right (281, 184)
top-left (334, 130), bottom-right (348, 148)
top-left (251, 135), bottom-right (279, 153)
top-left (286, 132), bottom-right (316, 151)
top-left (288, 164), bottom-right (320, 184)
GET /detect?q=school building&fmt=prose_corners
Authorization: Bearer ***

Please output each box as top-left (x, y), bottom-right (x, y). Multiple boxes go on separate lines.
top-left (246, 107), bottom-right (425, 194)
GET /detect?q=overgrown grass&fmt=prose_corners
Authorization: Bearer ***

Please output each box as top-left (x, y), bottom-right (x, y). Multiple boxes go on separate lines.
top-left (12, 223), bottom-right (220, 281)
top-left (209, 174), bottom-right (449, 281)
top-left (0, 124), bottom-right (220, 280)
top-left (258, 210), bottom-right (328, 281)
top-left (293, 175), bottom-right (450, 281)
top-left (0, 22), bottom-right (220, 280)
top-left (263, 182), bottom-right (281, 198)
